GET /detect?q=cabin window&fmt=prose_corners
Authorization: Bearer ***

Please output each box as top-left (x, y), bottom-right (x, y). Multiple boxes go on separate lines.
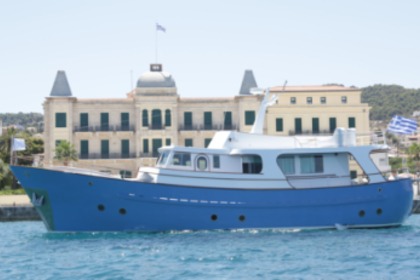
top-left (242, 155), bottom-right (262, 174)
top-left (300, 155), bottom-right (323, 174)
top-left (277, 155), bottom-right (295, 175)
top-left (196, 156), bottom-right (208, 171)
top-left (172, 153), bottom-right (191, 167)
top-left (213, 155), bottom-right (220, 168)
top-left (157, 151), bottom-right (170, 166)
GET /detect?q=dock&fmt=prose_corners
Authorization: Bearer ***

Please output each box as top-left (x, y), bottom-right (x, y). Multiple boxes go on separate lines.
top-left (0, 195), bottom-right (40, 221)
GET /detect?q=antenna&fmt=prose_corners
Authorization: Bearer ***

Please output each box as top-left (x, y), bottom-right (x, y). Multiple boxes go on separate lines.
top-left (282, 80), bottom-right (288, 91)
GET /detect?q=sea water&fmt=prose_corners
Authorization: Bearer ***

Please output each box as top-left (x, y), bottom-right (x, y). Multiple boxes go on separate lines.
top-left (1, 216), bottom-right (420, 280)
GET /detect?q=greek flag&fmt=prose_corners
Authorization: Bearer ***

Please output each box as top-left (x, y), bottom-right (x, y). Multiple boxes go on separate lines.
top-left (156, 23), bottom-right (166, 32)
top-left (387, 115), bottom-right (418, 135)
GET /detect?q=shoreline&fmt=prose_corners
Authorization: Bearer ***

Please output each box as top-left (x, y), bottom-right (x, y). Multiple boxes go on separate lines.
top-left (0, 195), bottom-right (40, 221)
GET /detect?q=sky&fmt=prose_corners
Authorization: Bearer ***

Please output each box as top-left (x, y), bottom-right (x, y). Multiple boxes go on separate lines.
top-left (1, 0), bottom-right (420, 113)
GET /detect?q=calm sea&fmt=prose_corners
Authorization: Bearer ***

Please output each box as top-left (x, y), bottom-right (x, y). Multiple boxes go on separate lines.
top-left (1, 216), bottom-right (420, 280)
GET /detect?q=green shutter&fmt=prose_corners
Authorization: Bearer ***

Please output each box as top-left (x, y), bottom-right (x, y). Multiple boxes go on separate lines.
top-left (204, 112), bottom-right (212, 129)
top-left (80, 140), bottom-right (89, 159)
top-left (184, 112), bottom-right (192, 128)
top-left (55, 113), bottom-right (66, 128)
top-left (143, 139), bottom-right (149, 154)
top-left (224, 111), bottom-right (232, 129)
top-left (312, 118), bottom-right (319, 134)
top-left (165, 109), bottom-right (171, 127)
top-left (100, 113), bottom-right (109, 131)
top-left (295, 118), bottom-right (302, 134)
top-left (101, 140), bottom-right (109, 158)
top-left (348, 117), bottom-right (356, 128)
top-left (80, 113), bottom-right (88, 131)
top-left (121, 139), bottom-right (129, 158)
top-left (185, 138), bottom-right (193, 147)
top-left (152, 109), bottom-right (162, 129)
top-left (121, 113), bottom-right (129, 130)
top-left (329, 117), bottom-right (337, 133)
top-left (152, 139), bottom-right (162, 157)
top-left (204, 138), bottom-right (212, 148)
top-left (165, 138), bottom-right (171, 146)
top-left (276, 118), bottom-right (283, 132)
top-left (245, 111), bottom-right (255, 125)
top-left (142, 110), bottom-right (148, 127)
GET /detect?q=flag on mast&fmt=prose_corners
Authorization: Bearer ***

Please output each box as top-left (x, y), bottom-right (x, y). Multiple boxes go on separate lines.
top-left (387, 115), bottom-right (418, 135)
top-left (156, 23), bottom-right (166, 32)
top-left (12, 138), bottom-right (26, 151)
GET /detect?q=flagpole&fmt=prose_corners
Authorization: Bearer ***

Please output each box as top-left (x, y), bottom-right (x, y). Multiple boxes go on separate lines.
top-left (155, 25), bottom-right (158, 63)
top-left (10, 136), bottom-right (13, 165)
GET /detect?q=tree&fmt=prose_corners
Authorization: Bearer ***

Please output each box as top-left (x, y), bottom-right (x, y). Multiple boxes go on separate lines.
top-left (54, 140), bottom-right (78, 166)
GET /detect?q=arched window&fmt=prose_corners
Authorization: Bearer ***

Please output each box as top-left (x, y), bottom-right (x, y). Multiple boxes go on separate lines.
top-left (152, 109), bottom-right (162, 129)
top-left (142, 109), bottom-right (148, 127)
top-left (165, 109), bottom-right (171, 127)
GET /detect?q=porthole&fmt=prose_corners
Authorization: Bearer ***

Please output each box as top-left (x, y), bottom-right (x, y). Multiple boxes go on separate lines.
top-left (377, 208), bottom-right (383, 215)
top-left (88, 182), bottom-right (93, 186)
top-left (378, 187), bottom-right (382, 192)
top-left (359, 210), bottom-right (365, 217)
top-left (211, 214), bottom-right (218, 221)
top-left (239, 215), bottom-right (246, 222)
top-left (119, 208), bottom-right (127, 215)
top-left (97, 204), bottom-right (105, 211)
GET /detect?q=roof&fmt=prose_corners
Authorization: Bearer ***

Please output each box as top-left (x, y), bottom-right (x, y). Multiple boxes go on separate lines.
top-left (50, 71), bottom-right (72, 97)
top-left (239, 70), bottom-right (258, 95)
top-left (270, 85), bottom-right (359, 92)
top-left (137, 71), bottom-right (176, 88)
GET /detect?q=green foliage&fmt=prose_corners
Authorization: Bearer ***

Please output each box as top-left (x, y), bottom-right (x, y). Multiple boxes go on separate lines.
top-left (0, 112), bottom-right (43, 131)
top-left (0, 187), bottom-right (25, 195)
top-left (362, 84), bottom-right (420, 121)
top-left (54, 140), bottom-right (78, 166)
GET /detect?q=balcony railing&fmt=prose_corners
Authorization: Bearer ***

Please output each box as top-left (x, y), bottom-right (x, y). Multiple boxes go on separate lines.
top-left (178, 124), bottom-right (237, 131)
top-left (79, 153), bottom-right (137, 160)
top-left (74, 125), bottom-right (135, 133)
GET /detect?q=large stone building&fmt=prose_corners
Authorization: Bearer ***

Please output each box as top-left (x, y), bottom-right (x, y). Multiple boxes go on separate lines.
top-left (43, 64), bottom-right (370, 176)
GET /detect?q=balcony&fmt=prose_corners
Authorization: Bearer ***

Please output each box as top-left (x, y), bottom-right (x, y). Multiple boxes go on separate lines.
top-left (178, 124), bottom-right (237, 131)
top-left (79, 153), bottom-right (137, 160)
top-left (74, 125), bottom-right (135, 133)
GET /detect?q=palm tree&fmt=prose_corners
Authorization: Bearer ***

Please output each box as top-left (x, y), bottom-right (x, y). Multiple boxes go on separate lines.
top-left (54, 140), bottom-right (78, 166)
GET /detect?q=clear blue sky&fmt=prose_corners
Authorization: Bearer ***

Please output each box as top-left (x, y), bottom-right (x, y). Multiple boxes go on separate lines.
top-left (1, 0), bottom-right (419, 113)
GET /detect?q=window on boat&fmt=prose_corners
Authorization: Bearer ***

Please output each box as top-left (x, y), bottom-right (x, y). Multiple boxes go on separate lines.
top-left (157, 151), bottom-right (170, 166)
top-left (171, 152), bottom-right (191, 167)
top-left (196, 155), bottom-right (208, 171)
top-left (277, 155), bottom-right (295, 175)
top-left (213, 155), bottom-right (220, 168)
top-left (300, 155), bottom-right (323, 174)
top-left (242, 155), bottom-right (262, 174)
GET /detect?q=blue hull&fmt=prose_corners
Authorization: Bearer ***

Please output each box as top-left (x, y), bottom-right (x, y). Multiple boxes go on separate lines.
top-left (11, 166), bottom-right (413, 232)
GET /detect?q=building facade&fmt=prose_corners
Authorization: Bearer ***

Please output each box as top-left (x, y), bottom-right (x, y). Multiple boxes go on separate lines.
top-left (43, 64), bottom-right (370, 176)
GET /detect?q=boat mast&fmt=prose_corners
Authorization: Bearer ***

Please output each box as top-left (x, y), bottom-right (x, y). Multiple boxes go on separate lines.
top-left (250, 88), bottom-right (277, 134)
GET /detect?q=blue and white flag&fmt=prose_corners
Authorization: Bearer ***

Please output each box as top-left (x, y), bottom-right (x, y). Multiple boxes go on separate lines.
top-left (387, 115), bottom-right (418, 135)
top-left (12, 138), bottom-right (26, 151)
top-left (156, 23), bottom-right (166, 32)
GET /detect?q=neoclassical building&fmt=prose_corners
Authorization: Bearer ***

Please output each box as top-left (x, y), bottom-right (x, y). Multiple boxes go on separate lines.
top-left (43, 64), bottom-right (370, 176)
